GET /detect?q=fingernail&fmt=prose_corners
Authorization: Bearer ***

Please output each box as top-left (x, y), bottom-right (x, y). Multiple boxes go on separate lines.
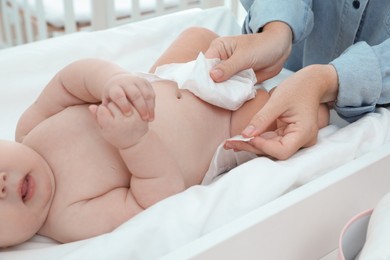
top-left (124, 110), bottom-right (133, 117)
top-left (242, 125), bottom-right (255, 137)
top-left (210, 68), bottom-right (223, 80)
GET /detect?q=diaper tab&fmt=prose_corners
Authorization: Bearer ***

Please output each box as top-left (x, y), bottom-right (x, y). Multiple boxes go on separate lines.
top-left (202, 137), bottom-right (258, 185)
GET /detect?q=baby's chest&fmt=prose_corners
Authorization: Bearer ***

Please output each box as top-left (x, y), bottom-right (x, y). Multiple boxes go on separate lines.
top-left (53, 157), bottom-right (130, 205)
top-left (27, 106), bottom-right (130, 199)
top-left (47, 136), bottom-right (130, 208)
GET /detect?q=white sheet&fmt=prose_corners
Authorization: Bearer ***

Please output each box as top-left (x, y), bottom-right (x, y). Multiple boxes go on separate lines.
top-left (1, 7), bottom-right (390, 260)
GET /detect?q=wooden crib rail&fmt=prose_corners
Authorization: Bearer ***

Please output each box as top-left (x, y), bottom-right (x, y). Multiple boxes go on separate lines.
top-left (0, 0), bottom-right (234, 48)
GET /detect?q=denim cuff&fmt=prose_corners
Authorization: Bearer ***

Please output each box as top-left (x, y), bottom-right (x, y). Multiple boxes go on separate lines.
top-left (241, 0), bottom-right (313, 43)
top-left (331, 42), bottom-right (382, 122)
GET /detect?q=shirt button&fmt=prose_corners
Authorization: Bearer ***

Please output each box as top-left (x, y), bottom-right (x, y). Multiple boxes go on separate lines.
top-left (353, 0), bottom-right (360, 9)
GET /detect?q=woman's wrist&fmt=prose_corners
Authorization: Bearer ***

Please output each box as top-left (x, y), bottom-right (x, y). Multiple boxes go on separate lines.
top-left (262, 21), bottom-right (293, 43)
top-left (259, 21), bottom-right (293, 77)
top-left (319, 64), bottom-right (339, 103)
top-left (302, 64), bottom-right (339, 104)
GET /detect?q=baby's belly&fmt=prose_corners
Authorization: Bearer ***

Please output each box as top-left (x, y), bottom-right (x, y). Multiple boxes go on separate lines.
top-left (151, 81), bottom-right (232, 185)
top-left (26, 81), bottom-right (232, 189)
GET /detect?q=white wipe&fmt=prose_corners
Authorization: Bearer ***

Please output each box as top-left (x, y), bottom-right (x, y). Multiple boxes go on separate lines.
top-left (226, 135), bottom-right (254, 142)
top-left (154, 52), bottom-right (257, 110)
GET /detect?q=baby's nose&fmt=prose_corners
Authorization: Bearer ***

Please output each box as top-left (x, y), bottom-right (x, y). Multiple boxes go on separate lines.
top-left (0, 172), bottom-right (7, 198)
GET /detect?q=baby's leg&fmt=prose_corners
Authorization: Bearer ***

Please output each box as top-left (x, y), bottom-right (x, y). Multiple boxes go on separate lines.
top-left (149, 27), bottom-right (219, 72)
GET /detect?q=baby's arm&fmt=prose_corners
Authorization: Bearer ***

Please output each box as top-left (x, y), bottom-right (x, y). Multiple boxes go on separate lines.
top-left (91, 100), bottom-right (185, 209)
top-left (121, 131), bottom-right (186, 208)
top-left (16, 58), bottom-right (154, 141)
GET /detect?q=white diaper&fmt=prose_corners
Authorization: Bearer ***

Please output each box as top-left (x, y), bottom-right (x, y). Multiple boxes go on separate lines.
top-left (138, 52), bottom-right (257, 110)
top-left (201, 136), bottom-right (257, 185)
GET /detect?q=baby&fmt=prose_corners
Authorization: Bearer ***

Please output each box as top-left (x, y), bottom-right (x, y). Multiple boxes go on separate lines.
top-left (0, 27), bottom-right (329, 247)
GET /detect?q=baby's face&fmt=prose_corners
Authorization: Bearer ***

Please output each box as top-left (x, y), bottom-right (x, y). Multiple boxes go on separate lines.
top-left (0, 140), bottom-right (55, 247)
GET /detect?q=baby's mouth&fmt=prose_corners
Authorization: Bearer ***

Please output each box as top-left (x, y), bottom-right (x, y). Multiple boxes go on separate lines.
top-left (19, 174), bottom-right (35, 202)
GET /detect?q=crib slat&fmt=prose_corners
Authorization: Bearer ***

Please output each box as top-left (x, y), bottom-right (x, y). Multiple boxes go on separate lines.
top-left (131, 0), bottom-right (141, 20)
top-left (34, 0), bottom-right (48, 40)
top-left (200, 0), bottom-right (224, 8)
top-left (9, 0), bottom-right (23, 44)
top-left (63, 0), bottom-right (77, 33)
top-left (91, 0), bottom-right (115, 30)
top-left (21, 0), bottom-right (34, 42)
top-left (179, 0), bottom-right (188, 8)
top-left (156, 0), bottom-right (164, 13)
top-left (91, 0), bottom-right (107, 30)
top-left (105, 0), bottom-right (115, 28)
top-left (1, 0), bottom-right (12, 46)
top-left (0, 2), bottom-right (5, 47)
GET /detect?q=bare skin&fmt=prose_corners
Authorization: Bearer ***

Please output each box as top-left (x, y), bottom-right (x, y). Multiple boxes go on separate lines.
top-left (0, 27), bottom-right (280, 247)
top-left (205, 21), bottom-right (338, 160)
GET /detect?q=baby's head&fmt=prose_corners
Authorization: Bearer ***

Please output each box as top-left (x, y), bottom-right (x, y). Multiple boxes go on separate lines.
top-left (0, 140), bottom-right (55, 247)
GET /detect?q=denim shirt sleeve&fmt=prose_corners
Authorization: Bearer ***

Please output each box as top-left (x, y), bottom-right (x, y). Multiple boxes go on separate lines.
top-left (241, 0), bottom-right (314, 43)
top-left (330, 39), bottom-right (390, 122)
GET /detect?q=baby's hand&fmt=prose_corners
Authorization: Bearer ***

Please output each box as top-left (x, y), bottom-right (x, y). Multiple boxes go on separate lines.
top-left (103, 74), bottom-right (155, 122)
top-left (89, 102), bottom-right (149, 149)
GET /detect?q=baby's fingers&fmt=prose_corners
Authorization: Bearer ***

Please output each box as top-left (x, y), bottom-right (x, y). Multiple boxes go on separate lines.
top-left (124, 80), bottom-right (155, 121)
top-left (105, 85), bottom-right (133, 116)
top-left (95, 104), bottom-right (114, 129)
top-left (104, 75), bottom-right (155, 121)
top-left (89, 104), bottom-right (98, 117)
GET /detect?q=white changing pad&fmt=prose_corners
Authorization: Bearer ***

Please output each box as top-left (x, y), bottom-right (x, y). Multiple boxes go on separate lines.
top-left (1, 7), bottom-right (390, 260)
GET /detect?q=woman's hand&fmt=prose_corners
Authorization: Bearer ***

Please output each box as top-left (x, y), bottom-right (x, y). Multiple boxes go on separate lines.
top-left (205, 21), bottom-right (293, 83)
top-left (224, 64), bottom-right (338, 160)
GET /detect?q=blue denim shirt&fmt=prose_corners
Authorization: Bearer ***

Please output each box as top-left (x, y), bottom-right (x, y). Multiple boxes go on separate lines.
top-left (241, 0), bottom-right (390, 122)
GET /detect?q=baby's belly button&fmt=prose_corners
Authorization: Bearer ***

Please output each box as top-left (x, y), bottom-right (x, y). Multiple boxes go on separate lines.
top-left (175, 88), bottom-right (183, 99)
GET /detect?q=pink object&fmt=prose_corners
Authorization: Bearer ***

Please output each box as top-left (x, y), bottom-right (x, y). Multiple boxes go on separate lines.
top-left (338, 209), bottom-right (373, 260)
